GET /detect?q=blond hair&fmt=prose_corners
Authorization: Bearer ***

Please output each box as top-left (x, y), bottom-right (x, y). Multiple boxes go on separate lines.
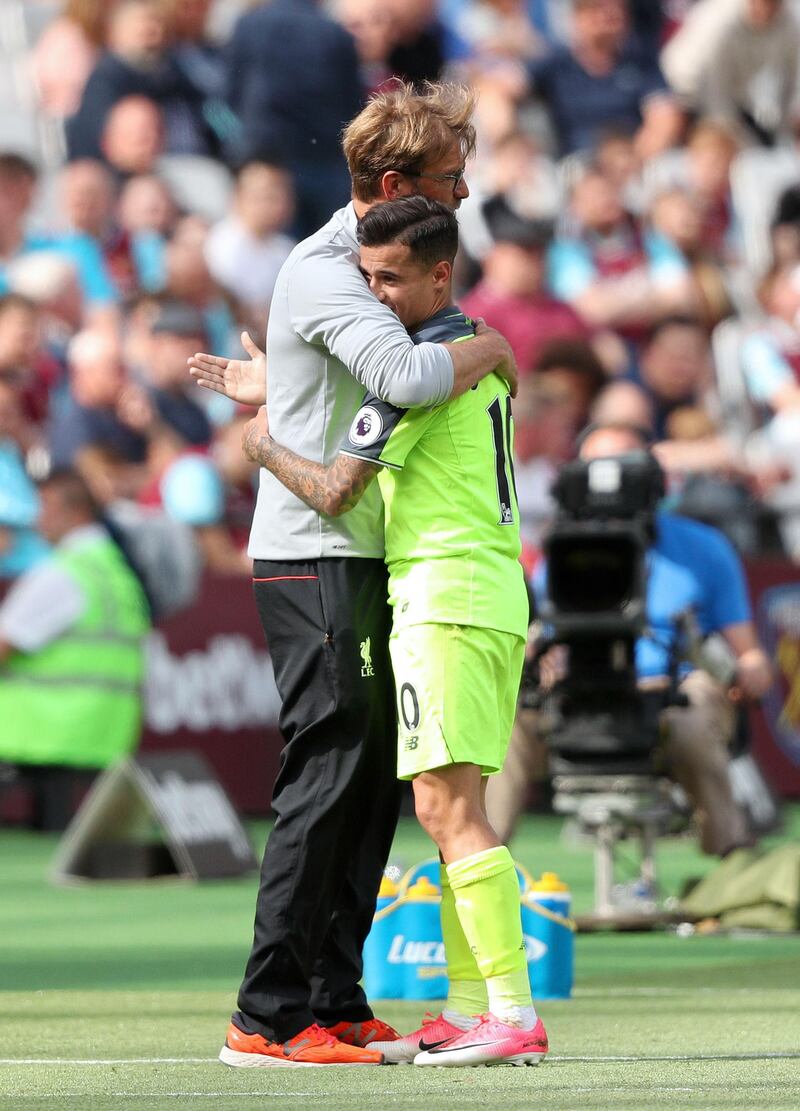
top-left (342, 81), bottom-right (477, 203)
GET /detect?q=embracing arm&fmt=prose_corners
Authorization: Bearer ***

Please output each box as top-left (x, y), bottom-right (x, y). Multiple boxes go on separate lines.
top-left (447, 321), bottom-right (518, 399)
top-left (242, 408), bottom-right (378, 517)
top-left (288, 254), bottom-right (518, 406)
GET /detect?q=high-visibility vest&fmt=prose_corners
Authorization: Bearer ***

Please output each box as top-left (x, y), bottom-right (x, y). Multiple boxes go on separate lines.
top-left (0, 534), bottom-right (151, 768)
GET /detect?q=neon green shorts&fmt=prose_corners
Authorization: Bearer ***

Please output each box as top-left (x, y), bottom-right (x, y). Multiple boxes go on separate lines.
top-left (389, 623), bottom-right (526, 780)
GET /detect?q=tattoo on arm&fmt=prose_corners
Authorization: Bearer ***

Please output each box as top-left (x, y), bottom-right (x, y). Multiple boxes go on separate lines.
top-left (243, 428), bottom-right (379, 516)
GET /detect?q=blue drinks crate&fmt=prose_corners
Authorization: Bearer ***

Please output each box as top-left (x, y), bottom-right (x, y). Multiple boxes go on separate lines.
top-left (363, 859), bottom-right (574, 1001)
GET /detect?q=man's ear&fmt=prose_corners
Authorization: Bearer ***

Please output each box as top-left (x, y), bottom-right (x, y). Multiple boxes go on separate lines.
top-left (432, 260), bottom-right (452, 289)
top-left (380, 171), bottom-right (413, 200)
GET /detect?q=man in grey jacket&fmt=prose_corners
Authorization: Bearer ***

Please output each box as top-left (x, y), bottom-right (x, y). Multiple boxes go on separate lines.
top-left (662, 0), bottom-right (800, 145)
top-left (191, 82), bottom-right (518, 1068)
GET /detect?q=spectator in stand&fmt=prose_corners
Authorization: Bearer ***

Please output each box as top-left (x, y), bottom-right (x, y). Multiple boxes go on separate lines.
top-left (210, 412), bottom-right (259, 553)
top-left (132, 299), bottom-right (212, 448)
top-left (67, 0), bottom-right (217, 163)
top-left (151, 449), bottom-right (250, 573)
top-left (48, 327), bottom-right (147, 502)
top-left (662, 0), bottom-right (800, 147)
top-left (742, 266), bottom-right (800, 416)
top-left (119, 175), bottom-right (176, 239)
top-left (117, 174), bottom-right (178, 292)
top-left (100, 95), bottom-right (165, 180)
top-left (0, 153), bottom-right (118, 318)
top-left (483, 130), bottom-right (560, 222)
top-left (58, 160), bottom-right (138, 299)
top-left (32, 0), bottom-right (115, 120)
top-left (741, 264), bottom-right (800, 554)
top-left (0, 381), bottom-right (49, 579)
top-left (648, 188), bottom-right (732, 328)
top-left (549, 164), bottom-right (694, 340)
top-left (456, 131), bottom-right (560, 269)
top-left (462, 199), bottom-right (590, 373)
top-left (512, 338), bottom-right (606, 553)
top-left (443, 2), bottom-right (545, 178)
top-left (446, 0), bottom-right (545, 66)
top-left (590, 375), bottom-right (655, 429)
top-left (384, 0), bottom-right (445, 86)
top-left (162, 216), bottom-right (237, 361)
top-left (333, 0), bottom-right (396, 99)
top-left (204, 162), bottom-right (296, 331)
top-left (595, 128), bottom-right (646, 215)
top-left (602, 318), bottom-right (774, 550)
top-left (158, 0), bottom-right (225, 101)
top-left (0, 294), bottom-right (62, 430)
top-left (770, 182), bottom-right (800, 269)
top-left (682, 120), bottom-right (740, 262)
top-left (225, 0), bottom-right (363, 238)
top-left (121, 300), bottom-right (248, 573)
top-left (122, 292), bottom-right (161, 372)
top-left (526, 0), bottom-right (683, 159)
top-left (626, 316), bottom-right (718, 440)
top-left (5, 254), bottom-right (91, 358)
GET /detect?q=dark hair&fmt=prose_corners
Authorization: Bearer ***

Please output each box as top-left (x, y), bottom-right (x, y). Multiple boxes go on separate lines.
top-left (576, 420), bottom-right (654, 452)
top-left (0, 152), bottom-right (38, 181)
top-left (0, 292), bottom-right (37, 317)
top-left (356, 197), bottom-right (459, 269)
top-left (534, 339), bottom-right (606, 391)
top-left (646, 314), bottom-right (705, 344)
top-left (234, 158), bottom-right (291, 182)
top-left (37, 468), bottom-right (101, 518)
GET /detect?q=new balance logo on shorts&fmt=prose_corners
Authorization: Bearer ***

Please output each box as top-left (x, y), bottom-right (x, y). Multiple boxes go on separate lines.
top-left (404, 736), bottom-right (419, 751)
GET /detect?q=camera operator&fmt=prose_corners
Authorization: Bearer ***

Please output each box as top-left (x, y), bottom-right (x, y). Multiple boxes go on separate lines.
top-left (486, 421), bottom-right (773, 857)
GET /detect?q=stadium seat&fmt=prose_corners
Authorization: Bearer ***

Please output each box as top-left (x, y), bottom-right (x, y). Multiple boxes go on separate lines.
top-left (156, 155), bottom-right (234, 224)
top-left (710, 316), bottom-right (762, 447)
top-left (26, 165), bottom-right (61, 232)
top-left (730, 147), bottom-right (800, 277)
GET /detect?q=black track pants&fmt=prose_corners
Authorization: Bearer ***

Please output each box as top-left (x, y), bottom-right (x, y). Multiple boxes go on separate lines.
top-left (234, 557), bottom-right (401, 1042)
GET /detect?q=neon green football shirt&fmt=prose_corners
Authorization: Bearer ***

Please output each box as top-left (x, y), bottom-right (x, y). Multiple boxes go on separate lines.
top-left (340, 306), bottom-right (528, 639)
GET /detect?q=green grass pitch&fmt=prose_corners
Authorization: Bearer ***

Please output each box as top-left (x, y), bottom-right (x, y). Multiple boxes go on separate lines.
top-left (2, 809), bottom-right (800, 1110)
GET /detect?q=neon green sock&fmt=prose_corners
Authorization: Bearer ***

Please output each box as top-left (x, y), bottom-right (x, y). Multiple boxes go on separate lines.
top-left (440, 864), bottom-right (487, 1020)
top-left (446, 846), bottom-right (535, 1022)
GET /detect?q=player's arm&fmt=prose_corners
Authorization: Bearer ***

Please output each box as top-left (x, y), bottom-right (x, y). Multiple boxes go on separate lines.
top-left (288, 254), bottom-right (517, 405)
top-left (448, 319), bottom-right (517, 399)
top-left (242, 407), bottom-right (378, 517)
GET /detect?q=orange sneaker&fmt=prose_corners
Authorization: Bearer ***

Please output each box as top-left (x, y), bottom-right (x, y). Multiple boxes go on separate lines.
top-left (325, 1018), bottom-right (400, 1047)
top-left (219, 1021), bottom-right (384, 1067)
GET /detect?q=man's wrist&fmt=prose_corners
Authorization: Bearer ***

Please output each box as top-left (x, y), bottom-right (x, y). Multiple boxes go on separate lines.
top-left (257, 433), bottom-right (275, 469)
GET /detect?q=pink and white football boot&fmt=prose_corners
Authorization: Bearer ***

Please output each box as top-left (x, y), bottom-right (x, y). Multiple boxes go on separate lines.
top-left (370, 1011), bottom-right (465, 1064)
top-left (413, 1013), bottom-right (548, 1067)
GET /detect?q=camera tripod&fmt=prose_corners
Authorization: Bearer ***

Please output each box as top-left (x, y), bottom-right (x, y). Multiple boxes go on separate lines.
top-left (552, 772), bottom-right (679, 928)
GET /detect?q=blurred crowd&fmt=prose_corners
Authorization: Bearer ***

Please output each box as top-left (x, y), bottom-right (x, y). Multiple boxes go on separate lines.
top-left (4, 0), bottom-right (800, 586)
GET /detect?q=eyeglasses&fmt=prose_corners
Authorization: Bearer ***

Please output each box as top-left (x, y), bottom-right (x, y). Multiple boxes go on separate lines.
top-left (398, 168), bottom-right (467, 193)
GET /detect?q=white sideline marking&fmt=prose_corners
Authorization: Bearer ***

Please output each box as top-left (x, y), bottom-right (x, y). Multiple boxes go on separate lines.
top-left (573, 987), bottom-right (785, 997)
top-left (0, 1058), bottom-right (216, 1065)
top-left (555, 1053), bottom-right (800, 1063)
top-left (111, 1094), bottom-right (318, 1099)
top-left (2, 1052), bottom-right (800, 1066)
